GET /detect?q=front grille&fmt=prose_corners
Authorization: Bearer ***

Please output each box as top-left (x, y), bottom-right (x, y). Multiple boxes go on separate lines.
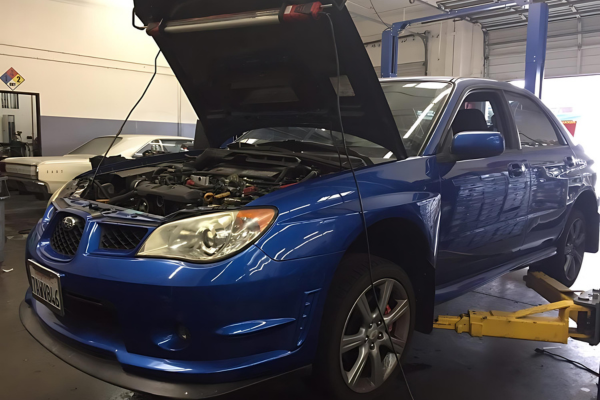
top-left (50, 214), bottom-right (85, 257)
top-left (100, 224), bottom-right (148, 251)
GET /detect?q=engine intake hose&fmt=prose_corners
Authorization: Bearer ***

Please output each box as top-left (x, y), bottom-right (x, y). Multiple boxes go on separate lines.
top-left (108, 190), bottom-right (136, 205)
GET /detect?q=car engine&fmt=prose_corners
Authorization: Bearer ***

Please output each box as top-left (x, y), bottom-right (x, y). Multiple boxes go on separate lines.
top-left (82, 148), bottom-right (336, 216)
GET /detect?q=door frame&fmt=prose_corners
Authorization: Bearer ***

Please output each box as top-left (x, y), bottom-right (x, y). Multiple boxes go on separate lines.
top-left (0, 90), bottom-right (42, 155)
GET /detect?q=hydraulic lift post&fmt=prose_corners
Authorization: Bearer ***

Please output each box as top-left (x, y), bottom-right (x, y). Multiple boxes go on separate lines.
top-left (434, 270), bottom-right (600, 396)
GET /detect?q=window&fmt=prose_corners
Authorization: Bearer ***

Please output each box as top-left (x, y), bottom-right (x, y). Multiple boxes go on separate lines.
top-left (161, 139), bottom-right (193, 153)
top-left (463, 101), bottom-right (497, 129)
top-left (133, 139), bottom-right (193, 158)
top-left (505, 92), bottom-right (562, 147)
top-left (1, 93), bottom-right (18, 109)
top-left (452, 92), bottom-right (504, 136)
top-left (134, 140), bottom-right (162, 157)
top-left (381, 81), bottom-right (453, 156)
top-left (445, 90), bottom-right (517, 151)
top-left (69, 137), bottom-right (122, 155)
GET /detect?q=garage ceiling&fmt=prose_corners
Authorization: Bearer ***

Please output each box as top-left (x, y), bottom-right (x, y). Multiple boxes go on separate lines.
top-left (437, 0), bottom-right (600, 30)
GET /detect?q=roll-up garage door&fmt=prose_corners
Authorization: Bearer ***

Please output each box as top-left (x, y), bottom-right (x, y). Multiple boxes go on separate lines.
top-left (488, 15), bottom-right (600, 81)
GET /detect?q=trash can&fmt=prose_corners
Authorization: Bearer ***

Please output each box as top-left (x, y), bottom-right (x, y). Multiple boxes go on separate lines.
top-left (0, 176), bottom-right (11, 267)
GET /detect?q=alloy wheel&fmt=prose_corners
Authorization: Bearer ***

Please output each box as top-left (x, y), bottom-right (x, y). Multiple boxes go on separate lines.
top-left (564, 218), bottom-right (585, 281)
top-left (339, 278), bottom-right (411, 393)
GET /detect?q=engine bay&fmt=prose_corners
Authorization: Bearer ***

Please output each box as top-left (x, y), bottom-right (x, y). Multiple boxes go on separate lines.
top-left (82, 148), bottom-right (340, 216)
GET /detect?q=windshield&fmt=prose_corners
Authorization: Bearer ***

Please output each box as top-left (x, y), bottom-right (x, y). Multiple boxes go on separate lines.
top-left (236, 127), bottom-right (394, 164)
top-left (382, 81), bottom-right (452, 156)
top-left (69, 137), bottom-right (122, 155)
top-left (236, 81), bottom-right (452, 159)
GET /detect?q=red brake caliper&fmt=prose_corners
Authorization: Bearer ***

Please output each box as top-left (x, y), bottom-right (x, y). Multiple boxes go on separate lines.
top-left (385, 305), bottom-right (393, 332)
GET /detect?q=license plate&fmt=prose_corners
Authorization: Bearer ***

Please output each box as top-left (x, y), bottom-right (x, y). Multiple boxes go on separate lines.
top-left (28, 260), bottom-right (64, 316)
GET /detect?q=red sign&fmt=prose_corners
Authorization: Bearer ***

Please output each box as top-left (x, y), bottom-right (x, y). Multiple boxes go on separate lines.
top-left (562, 120), bottom-right (577, 136)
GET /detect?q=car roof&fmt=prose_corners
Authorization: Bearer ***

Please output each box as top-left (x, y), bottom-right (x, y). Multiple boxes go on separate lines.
top-left (379, 76), bottom-right (520, 90)
top-left (96, 135), bottom-right (193, 141)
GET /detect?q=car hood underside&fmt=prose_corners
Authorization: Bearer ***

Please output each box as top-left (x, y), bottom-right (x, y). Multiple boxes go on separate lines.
top-left (133, 0), bottom-right (406, 159)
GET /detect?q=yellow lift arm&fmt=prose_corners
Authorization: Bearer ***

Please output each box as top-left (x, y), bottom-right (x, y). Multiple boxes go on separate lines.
top-left (434, 271), bottom-right (600, 345)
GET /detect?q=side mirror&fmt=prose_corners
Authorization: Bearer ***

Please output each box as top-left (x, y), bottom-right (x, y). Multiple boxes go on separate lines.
top-left (451, 132), bottom-right (505, 160)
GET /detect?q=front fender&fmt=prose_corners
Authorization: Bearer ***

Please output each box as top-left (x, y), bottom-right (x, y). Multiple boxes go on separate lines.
top-left (253, 157), bottom-right (441, 263)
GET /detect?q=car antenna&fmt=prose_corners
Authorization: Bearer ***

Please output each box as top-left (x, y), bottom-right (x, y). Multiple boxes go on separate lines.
top-left (321, 10), bottom-right (416, 400)
top-left (86, 49), bottom-right (161, 204)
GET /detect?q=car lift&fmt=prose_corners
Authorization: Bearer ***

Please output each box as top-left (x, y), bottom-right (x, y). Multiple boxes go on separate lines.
top-left (433, 270), bottom-right (600, 395)
top-left (380, 0), bottom-right (550, 98)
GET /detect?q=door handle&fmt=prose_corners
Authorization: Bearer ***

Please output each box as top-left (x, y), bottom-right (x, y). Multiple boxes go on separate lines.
top-left (508, 163), bottom-right (525, 177)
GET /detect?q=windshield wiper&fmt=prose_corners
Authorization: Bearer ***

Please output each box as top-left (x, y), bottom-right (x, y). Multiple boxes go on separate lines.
top-left (228, 140), bottom-right (370, 169)
top-left (253, 140), bottom-right (372, 165)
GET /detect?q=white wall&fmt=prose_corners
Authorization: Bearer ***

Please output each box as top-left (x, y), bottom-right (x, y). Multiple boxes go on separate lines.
top-left (0, 0), bottom-right (197, 155)
top-left (0, 0), bottom-right (485, 155)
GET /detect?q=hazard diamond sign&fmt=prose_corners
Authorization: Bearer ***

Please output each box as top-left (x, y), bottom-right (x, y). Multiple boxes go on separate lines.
top-left (0, 68), bottom-right (25, 91)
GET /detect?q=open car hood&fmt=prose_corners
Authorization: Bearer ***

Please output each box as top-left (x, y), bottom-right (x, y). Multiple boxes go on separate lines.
top-left (133, 0), bottom-right (406, 159)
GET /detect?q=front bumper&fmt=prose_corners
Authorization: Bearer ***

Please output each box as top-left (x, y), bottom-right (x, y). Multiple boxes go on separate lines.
top-left (6, 176), bottom-right (49, 194)
top-left (24, 203), bottom-right (343, 395)
top-left (20, 299), bottom-right (310, 399)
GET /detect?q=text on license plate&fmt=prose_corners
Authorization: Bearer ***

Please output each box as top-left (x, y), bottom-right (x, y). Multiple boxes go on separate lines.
top-left (28, 261), bottom-right (63, 313)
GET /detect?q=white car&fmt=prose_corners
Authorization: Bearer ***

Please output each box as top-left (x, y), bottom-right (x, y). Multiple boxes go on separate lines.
top-left (0, 135), bottom-right (193, 199)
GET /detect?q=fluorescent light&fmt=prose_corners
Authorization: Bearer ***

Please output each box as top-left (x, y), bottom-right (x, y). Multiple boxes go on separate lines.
top-left (417, 82), bottom-right (449, 89)
top-left (403, 83), bottom-right (418, 87)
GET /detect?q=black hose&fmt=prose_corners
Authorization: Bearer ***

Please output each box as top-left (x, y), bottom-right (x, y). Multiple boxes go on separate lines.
top-left (107, 191), bottom-right (136, 205)
top-left (300, 170), bottom-right (318, 182)
top-left (94, 181), bottom-right (112, 200)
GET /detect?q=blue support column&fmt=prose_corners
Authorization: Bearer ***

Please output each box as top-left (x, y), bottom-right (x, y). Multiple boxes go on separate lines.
top-left (381, 30), bottom-right (398, 78)
top-left (524, 2), bottom-right (549, 98)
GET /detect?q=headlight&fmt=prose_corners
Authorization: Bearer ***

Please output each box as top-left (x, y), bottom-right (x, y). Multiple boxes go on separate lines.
top-left (48, 179), bottom-right (79, 207)
top-left (137, 208), bottom-right (276, 262)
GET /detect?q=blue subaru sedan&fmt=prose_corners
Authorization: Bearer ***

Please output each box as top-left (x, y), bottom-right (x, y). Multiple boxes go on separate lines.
top-left (20, 2), bottom-right (599, 399)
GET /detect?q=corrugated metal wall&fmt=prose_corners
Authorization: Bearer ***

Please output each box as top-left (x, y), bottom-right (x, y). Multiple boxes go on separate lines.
top-left (488, 15), bottom-right (600, 81)
top-left (373, 62), bottom-right (426, 77)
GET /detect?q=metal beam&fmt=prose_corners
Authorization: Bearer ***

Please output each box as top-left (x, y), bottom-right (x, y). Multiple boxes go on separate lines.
top-left (524, 2), bottom-right (549, 97)
top-left (390, 0), bottom-right (524, 34)
top-left (478, 9), bottom-right (600, 30)
top-left (381, 30), bottom-right (399, 78)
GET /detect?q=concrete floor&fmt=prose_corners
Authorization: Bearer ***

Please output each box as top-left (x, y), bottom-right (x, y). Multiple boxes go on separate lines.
top-left (1, 193), bottom-right (599, 400)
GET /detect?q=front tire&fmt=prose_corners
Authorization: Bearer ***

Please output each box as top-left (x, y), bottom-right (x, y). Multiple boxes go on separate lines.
top-left (532, 208), bottom-right (586, 287)
top-left (313, 254), bottom-right (415, 400)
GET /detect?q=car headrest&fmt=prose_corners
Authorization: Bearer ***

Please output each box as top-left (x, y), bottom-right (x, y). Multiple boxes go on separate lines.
top-left (452, 109), bottom-right (489, 135)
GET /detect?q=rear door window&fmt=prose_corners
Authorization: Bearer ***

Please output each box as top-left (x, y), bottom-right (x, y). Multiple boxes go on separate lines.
top-left (505, 92), bottom-right (564, 148)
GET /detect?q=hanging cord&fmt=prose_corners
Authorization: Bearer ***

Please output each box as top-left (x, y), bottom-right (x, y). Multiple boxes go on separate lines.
top-left (87, 49), bottom-right (162, 197)
top-left (369, 0), bottom-right (392, 29)
top-left (321, 12), bottom-right (415, 400)
top-left (534, 348), bottom-right (600, 377)
top-left (329, 128), bottom-right (344, 171)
